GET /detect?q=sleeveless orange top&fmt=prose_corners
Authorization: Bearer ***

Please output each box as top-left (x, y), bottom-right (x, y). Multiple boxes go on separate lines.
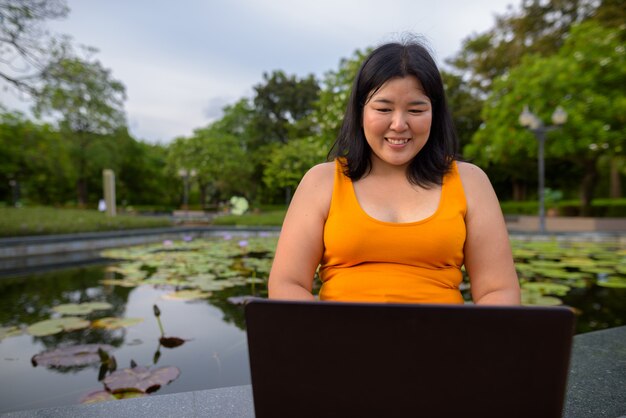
top-left (319, 159), bottom-right (467, 304)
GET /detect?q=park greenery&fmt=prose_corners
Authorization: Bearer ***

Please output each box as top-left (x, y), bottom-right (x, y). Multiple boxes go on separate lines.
top-left (0, 0), bottom-right (624, 217)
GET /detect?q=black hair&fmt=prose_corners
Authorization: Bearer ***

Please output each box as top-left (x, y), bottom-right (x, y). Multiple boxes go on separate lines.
top-left (328, 40), bottom-right (459, 187)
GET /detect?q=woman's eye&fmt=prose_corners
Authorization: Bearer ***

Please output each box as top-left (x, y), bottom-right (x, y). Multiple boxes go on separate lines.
top-left (376, 108), bottom-right (391, 112)
top-left (409, 109), bottom-right (424, 114)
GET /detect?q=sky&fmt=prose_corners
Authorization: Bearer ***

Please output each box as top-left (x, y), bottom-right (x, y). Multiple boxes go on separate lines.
top-left (3, 0), bottom-right (515, 143)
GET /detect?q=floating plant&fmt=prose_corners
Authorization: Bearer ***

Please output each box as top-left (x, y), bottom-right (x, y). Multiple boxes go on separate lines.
top-left (27, 317), bottom-right (91, 337)
top-left (91, 317), bottom-right (143, 330)
top-left (52, 302), bottom-right (113, 316)
top-left (31, 344), bottom-right (114, 368)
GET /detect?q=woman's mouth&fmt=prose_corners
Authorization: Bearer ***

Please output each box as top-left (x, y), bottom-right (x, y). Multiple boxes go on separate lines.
top-left (385, 137), bottom-right (410, 145)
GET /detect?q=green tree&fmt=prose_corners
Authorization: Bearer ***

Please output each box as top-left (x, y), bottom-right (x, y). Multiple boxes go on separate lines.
top-left (313, 49), bottom-right (369, 149)
top-left (0, 109), bottom-right (75, 205)
top-left (468, 21), bottom-right (625, 213)
top-left (249, 70), bottom-right (320, 147)
top-left (441, 70), bottom-right (483, 151)
top-left (263, 137), bottom-right (327, 202)
top-left (33, 55), bottom-right (126, 206)
top-left (0, 0), bottom-right (70, 96)
top-left (167, 124), bottom-right (252, 208)
top-left (448, 0), bottom-right (599, 94)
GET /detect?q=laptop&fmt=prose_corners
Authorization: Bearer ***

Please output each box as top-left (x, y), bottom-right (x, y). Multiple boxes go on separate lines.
top-left (245, 299), bottom-right (575, 418)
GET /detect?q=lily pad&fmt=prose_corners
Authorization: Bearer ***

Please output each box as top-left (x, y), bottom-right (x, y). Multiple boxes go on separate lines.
top-left (27, 317), bottom-right (90, 337)
top-left (596, 276), bottom-right (626, 288)
top-left (521, 292), bottom-right (563, 306)
top-left (31, 344), bottom-right (114, 368)
top-left (162, 290), bottom-right (212, 300)
top-left (103, 365), bottom-right (180, 393)
top-left (80, 389), bottom-right (146, 404)
top-left (100, 279), bottom-right (141, 288)
top-left (522, 282), bottom-right (571, 296)
top-left (0, 326), bottom-right (22, 341)
top-left (52, 302), bottom-right (113, 315)
top-left (92, 317), bottom-right (143, 330)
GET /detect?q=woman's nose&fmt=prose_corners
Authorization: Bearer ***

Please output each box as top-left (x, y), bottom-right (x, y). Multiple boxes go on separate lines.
top-left (390, 112), bottom-right (408, 131)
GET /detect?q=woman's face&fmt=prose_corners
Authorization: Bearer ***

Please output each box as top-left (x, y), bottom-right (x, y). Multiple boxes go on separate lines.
top-left (362, 76), bottom-right (432, 170)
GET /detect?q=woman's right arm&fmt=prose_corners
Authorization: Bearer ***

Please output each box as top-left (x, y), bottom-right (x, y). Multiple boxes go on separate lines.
top-left (268, 162), bottom-right (335, 300)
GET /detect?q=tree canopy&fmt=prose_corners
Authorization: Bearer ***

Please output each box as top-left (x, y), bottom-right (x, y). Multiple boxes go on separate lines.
top-left (467, 20), bottom-right (625, 210)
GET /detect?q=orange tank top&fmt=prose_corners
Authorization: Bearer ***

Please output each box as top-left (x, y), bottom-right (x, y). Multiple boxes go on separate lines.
top-left (319, 159), bottom-right (467, 304)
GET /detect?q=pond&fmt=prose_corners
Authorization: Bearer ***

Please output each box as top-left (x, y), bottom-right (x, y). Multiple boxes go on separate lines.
top-left (0, 233), bottom-right (625, 414)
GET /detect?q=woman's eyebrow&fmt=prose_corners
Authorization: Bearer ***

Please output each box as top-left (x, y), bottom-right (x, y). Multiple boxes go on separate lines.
top-left (372, 98), bottom-right (430, 105)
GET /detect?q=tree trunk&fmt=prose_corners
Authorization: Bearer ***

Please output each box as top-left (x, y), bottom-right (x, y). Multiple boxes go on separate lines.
top-left (76, 131), bottom-right (88, 208)
top-left (76, 178), bottom-right (88, 208)
top-left (199, 181), bottom-right (207, 210)
top-left (579, 159), bottom-right (598, 216)
top-left (512, 180), bottom-right (527, 201)
top-left (610, 157), bottom-right (622, 198)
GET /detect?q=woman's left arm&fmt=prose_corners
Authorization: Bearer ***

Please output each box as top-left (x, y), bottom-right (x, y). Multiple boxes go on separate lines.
top-left (458, 162), bottom-right (521, 305)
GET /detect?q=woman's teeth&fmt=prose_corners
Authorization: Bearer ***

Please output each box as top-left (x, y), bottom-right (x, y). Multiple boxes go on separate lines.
top-left (386, 138), bottom-right (409, 145)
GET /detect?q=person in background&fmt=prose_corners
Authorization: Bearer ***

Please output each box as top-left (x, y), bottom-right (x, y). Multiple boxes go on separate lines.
top-left (268, 39), bottom-right (520, 305)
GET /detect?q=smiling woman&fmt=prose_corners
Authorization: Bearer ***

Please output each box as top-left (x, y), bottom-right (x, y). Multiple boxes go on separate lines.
top-left (268, 39), bottom-right (520, 305)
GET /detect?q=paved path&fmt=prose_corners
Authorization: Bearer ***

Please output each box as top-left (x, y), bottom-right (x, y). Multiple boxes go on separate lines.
top-left (505, 215), bottom-right (626, 233)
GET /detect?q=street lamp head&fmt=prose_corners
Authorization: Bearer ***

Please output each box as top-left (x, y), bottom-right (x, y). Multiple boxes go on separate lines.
top-left (178, 168), bottom-right (188, 177)
top-left (551, 106), bottom-right (567, 126)
top-left (519, 105), bottom-right (541, 129)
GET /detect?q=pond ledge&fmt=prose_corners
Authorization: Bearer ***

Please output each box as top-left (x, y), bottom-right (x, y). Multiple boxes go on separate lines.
top-left (2, 326), bottom-right (624, 418)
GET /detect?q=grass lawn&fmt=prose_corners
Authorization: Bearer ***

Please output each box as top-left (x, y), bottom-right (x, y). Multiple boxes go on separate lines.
top-left (212, 209), bottom-right (286, 227)
top-left (0, 207), bottom-right (173, 238)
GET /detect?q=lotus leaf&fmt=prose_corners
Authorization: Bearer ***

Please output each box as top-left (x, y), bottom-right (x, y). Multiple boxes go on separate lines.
top-left (27, 317), bottom-right (90, 336)
top-left (531, 267), bottom-right (575, 280)
top-left (80, 389), bottom-right (146, 404)
top-left (53, 302), bottom-right (113, 315)
top-left (580, 267), bottom-right (615, 274)
top-left (0, 326), bottom-right (22, 341)
top-left (162, 290), bottom-right (212, 300)
top-left (596, 276), bottom-right (626, 288)
top-left (522, 282), bottom-right (570, 296)
top-left (529, 260), bottom-right (564, 268)
top-left (512, 249), bottom-right (537, 258)
top-left (103, 365), bottom-right (180, 393)
top-left (31, 344), bottom-right (114, 367)
top-left (92, 317), bottom-right (143, 330)
top-left (100, 279), bottom-right (141, 288)
top-left (521, 290), bottom-right (562, 306)
top-left (558, 257), bottom-right (597, 268)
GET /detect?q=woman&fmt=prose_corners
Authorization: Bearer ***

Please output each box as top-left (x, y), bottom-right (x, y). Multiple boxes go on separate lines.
top-left (268, 40), bottom-right (520, 305)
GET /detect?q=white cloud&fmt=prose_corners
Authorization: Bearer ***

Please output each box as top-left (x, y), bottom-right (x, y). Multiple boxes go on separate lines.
top-left (2, 0), bottom-right (514, 143)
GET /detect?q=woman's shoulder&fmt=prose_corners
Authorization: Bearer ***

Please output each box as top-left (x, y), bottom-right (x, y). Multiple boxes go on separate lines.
top-left (455, 161), bottom-right (498, 211)
top-left (301, 161), bottom-right (336, 186)
top-left (455, 160), bottom-right (490, 186)
top-left (296, 161), bottom-right (336, 198)
top-left (290, 161), bottom-right (335, 219)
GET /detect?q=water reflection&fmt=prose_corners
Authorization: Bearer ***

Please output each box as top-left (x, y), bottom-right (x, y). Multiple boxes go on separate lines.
top-left (1, 235), bottom-right (625, 413)
top-left (0, 265), bottom-right (252, 414)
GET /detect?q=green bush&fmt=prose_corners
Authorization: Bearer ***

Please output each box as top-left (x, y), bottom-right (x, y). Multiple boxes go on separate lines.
top-left (501, 198), bottom-right (626, 217)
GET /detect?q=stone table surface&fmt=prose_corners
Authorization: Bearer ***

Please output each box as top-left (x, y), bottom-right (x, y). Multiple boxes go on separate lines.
top-left (2, 326), bottom-right (624, 418)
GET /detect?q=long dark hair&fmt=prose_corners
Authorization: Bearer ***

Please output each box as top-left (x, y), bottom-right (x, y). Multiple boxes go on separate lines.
top-left (328, 40), bottom-right (459, 187)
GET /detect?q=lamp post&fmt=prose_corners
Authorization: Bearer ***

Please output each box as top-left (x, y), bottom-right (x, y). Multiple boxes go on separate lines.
top-left (178, 168), bottom-right (197, 219)
top-left (519, 105), bottom-right (567, 233)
